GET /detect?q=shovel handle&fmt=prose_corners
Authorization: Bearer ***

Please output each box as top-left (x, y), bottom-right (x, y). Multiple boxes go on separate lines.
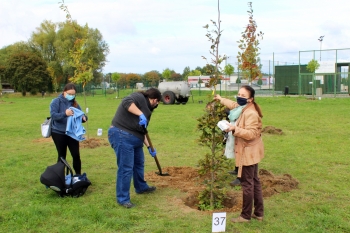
top-left (145, 133), bottom-right (154, 151)
top-left (145, 133), bottom-right (163, 174)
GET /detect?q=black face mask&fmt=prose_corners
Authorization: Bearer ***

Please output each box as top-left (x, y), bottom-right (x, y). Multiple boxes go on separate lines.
top-left (236, 96), bottom-right (248, 106)
top-left (150, 102), bottom-right (158, 112)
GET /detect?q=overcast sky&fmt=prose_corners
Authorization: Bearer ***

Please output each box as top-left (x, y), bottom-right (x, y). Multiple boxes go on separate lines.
top-left (1, 0), bottom-right (349, 74)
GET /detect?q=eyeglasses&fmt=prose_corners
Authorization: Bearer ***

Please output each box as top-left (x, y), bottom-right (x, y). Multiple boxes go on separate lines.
top-left (65, 91), bottom-right (76, 96)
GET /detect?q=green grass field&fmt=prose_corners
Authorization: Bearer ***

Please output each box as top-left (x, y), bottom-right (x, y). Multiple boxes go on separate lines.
top-left (1, 91), bottom-right (350, 233)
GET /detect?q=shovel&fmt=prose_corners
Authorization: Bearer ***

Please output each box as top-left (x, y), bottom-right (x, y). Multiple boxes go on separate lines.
top-left (145, 133), bottom-right (170, 176)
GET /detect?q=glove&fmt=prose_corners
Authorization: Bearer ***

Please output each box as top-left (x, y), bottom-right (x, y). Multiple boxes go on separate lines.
top-left (139, 113), bottom-right (148, 128)
top-left (148, 147), bottom-right (157, 157)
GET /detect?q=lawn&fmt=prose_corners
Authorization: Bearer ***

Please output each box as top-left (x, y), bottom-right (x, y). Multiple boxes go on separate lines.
top-left (0, 90), bottom-right (350, 233)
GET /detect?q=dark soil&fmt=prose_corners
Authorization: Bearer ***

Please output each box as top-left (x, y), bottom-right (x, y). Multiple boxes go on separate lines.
top-left (145, 166), bottom-right (299, 213)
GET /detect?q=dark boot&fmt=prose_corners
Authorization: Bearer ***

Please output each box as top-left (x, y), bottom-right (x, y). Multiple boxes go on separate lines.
top-left (228, 166), bottom-right (239, 175)
top-left (230, 178), bottom-right (241, 187)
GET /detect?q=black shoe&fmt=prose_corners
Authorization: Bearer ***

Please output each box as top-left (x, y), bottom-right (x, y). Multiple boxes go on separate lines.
top-left (137, 186), bottom-right (156, 194)
top-left (230, 178), bottom-right (241, 187)
top-left (228, 170), bottom-right (238, 175)
top-left (118, 202), bottom-right (135, 208)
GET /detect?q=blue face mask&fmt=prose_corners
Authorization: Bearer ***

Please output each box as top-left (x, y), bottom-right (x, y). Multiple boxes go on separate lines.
top-left (236, 96), bottom-right (248, 106)
top-left (65, 93), bottom-right (75, 101)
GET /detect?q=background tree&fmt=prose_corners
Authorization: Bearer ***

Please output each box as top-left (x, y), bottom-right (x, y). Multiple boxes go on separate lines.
top-left (182, 66), bottom-right (191, 81)
top-left (126, 73), bottom-right (141, 88)
top-left (237, 2), bottom-right (263, 84)
top-left (58, 0), bottom-right (109, 139)
top-left (30, 20), bottom-right (57, 63)
top-left (306, 59), bottom-right (320, 99)
top-left (144, 71), bottom-right (160, 87)
top-left (188, 69), bottom-right (201, 76)
top-left (198, 77), bottom-right (203, 86)
top-left (46, 61), bottom-right (62, 92)
top-left (171, 72), bottom-right (182, 81)
top-left (195, 66), bottom-right (204, 74)
top-left (111, 72), bottom-right (121, 88)
top-left (162, 68), bottom-right (172, 81)
top-left (223, 63), bottom-right (234, 82)
top-left (197, 0), bottom-right (231, 210)
top-left (0, 42), bottom-right (40, 66)
top-left (0, 65), bottom-right (5, 92)
top-left (118, 74), bottom-right (128, 89)
top-left (202, 64), bottom-right (216, 75)
top-left (92, 71), bottom-right (104, 85)
top-left (30, 18), bottom-right (109, 88)
top-left (5, 51), bottom-right (50, 96)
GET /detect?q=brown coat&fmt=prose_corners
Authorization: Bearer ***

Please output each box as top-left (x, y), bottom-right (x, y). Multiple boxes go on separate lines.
top-left (220, 98), bottom-right (264, 177)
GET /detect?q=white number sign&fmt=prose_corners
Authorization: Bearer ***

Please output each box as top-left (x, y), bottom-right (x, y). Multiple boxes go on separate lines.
top-left (212, 212), bottom-right (226, 232)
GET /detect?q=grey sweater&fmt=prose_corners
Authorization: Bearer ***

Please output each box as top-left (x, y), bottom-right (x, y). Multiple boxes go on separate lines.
top-left (111, 92), bottom-right (152, 140)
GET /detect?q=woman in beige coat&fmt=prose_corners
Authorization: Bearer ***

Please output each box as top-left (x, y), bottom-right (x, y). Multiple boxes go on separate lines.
top-left (214, 85), bottom-right (264, 223)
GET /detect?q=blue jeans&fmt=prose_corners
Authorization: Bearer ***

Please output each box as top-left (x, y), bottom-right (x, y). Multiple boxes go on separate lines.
top-left (108, 126), bottom-right (150, 204)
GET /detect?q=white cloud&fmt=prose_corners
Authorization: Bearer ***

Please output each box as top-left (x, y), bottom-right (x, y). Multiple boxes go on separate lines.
top-left (1, 0), bottom-right (350, 74)
top-left (149, 47), bottom-right (161, 55)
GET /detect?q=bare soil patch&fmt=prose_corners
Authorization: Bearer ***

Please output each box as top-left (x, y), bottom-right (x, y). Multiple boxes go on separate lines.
top-left (145, 166), bottom-right (299, 213)
top-left (80, 138), bottom-right (109, 149)
top-left (262, 126), bottom-right (283, 135)
top-left (0, 100), bottom-right (14, 104)
top-left (33, 138), bottom-right (53, 143)
top-left (33, 137), bottom-right (109, 149)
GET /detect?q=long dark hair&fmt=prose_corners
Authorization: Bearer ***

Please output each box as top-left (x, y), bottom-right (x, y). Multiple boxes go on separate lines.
top-left (240, 85), bottom-right (263, 118)
top-left (141, 88), bottom-right (162, 101)
top-left (63, 83), bottom-right (78, 108)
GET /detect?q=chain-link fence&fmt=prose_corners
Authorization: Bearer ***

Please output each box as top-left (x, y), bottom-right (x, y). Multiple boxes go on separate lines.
top-left (225, 49), bottom-right (350, 97)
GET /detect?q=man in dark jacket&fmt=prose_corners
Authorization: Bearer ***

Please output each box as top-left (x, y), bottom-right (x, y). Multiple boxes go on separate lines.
top-left (108, 88), bottom-right (161, 208)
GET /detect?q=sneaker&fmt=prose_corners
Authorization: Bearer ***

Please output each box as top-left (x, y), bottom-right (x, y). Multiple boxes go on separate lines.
top-left (118, 202), bottom-right (135, 208)
top-left (137, 186), bottom-right (156, 194)
top-left (231, 216), bottom-right (250, 223)
top-left (230, 178), bottom-right (241, 187)
top-left (252, 214), bottom-right (263, 221)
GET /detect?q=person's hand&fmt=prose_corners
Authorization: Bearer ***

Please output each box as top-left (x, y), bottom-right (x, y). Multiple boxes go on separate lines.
top-left (213, 94), bottom-right (222, 101)
top-left (225, 123), bottom-right (235, 133)
top-left (66, 108), bottom-right (74, 116)
top-left (139, 113), bottom-right (148, 128)
top-left (148, 147), bottom-right (157, 157)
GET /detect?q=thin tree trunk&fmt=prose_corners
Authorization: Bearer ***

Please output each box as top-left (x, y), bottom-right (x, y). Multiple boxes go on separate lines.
top-left (83, 85), bottom-right (89, 140)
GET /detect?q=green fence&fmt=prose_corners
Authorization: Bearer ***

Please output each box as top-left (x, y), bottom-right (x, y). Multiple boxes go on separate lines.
top-left (272, 48), bottom-right (350, 97)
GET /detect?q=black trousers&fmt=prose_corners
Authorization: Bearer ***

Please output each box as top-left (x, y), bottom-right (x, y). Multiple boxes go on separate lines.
top-left (51, 132), bottom-right (81, 174)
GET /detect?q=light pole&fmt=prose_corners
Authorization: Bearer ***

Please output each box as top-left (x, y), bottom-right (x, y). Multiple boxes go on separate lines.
top-left (318, 35), bottom-right (325, 61)
top-left (224, 55), bottom-right (229, 96)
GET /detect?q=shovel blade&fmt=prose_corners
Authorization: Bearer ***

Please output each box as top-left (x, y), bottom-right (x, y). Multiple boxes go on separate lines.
top-left (155, 171), bottom-right (170, 176)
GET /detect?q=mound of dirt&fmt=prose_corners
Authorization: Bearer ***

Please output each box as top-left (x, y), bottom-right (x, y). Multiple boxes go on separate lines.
top-left (80, 138), bottom-right (109, 149)
top-left (259, 169), bottom-right (299, 197)
top-left (34, 137), bottom-right (109, 149)
top-left (145, 166), bottom-right (299, 212)
top-left (262, 126), bottom-right (283, 135)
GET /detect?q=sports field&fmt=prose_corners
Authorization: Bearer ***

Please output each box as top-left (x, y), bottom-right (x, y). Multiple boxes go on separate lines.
top-left (0, 91), bottom-right (349, 232)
